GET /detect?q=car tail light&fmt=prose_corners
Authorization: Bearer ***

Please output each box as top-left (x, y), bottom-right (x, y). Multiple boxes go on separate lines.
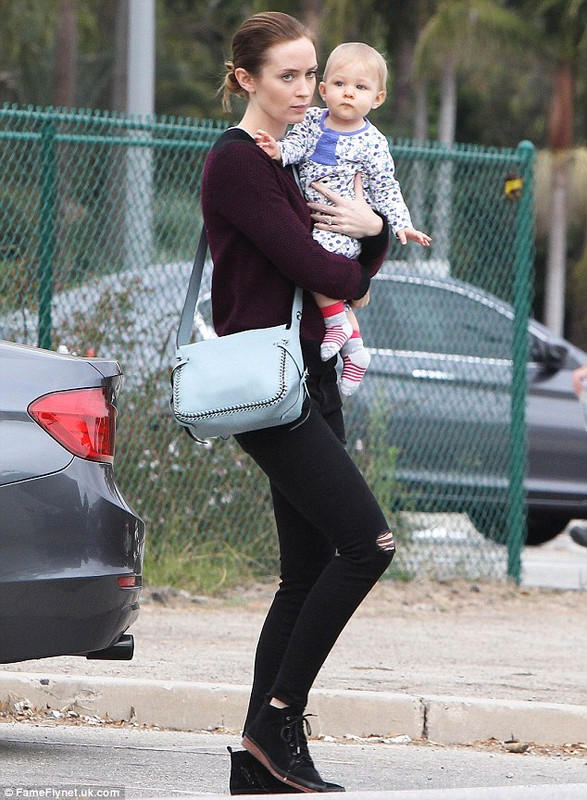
top-left (28, 387), bottom-right (116, 463)
top-left (118, 575), bottom-right (139, 588)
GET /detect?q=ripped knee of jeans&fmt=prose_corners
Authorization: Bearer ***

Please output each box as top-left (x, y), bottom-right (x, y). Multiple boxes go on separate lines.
top-left (376, 530), bottom-right (396, 554)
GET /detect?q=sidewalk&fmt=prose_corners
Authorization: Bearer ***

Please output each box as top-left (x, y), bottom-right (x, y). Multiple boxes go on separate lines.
top-left (1, 534), bottom-right (586, 749)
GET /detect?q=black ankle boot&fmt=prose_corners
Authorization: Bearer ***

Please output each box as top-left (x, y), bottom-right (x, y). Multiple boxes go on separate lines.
top-left (228, 747), bottom-right (345, 794)
top-left (242, 703), bottom-right (345, 793)
top-left (228, 747), bottom-right (301, 794)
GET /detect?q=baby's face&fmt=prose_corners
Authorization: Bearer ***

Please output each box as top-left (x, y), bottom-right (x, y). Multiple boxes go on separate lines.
top-left (319, 60), bottom-right (386, 130)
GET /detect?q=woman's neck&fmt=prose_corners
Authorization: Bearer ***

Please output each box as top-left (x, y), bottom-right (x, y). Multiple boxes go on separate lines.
top-left (238, 108), bottom-right (286, 141)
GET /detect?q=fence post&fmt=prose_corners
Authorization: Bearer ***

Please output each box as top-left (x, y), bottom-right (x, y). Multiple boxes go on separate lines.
top-left (507, 140), bottom-right (535, 582)
top-left (38, 119), bottom-right (57, 350)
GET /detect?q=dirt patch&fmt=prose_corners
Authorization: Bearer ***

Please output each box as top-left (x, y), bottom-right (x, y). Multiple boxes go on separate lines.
top-left (4, 578), bottom-right (584, 709)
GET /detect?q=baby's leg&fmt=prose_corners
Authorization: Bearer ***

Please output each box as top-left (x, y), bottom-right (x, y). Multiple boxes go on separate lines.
top-left (315, 294), bottom-right (353, 361)
top-left (340, 305), bottom-right (371, 397)
top-left (344, 305), bottom-right (360, 335)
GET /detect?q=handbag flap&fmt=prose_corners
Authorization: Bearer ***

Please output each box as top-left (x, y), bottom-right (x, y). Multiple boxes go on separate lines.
top-left (174, 323), bottom-right (301, 420)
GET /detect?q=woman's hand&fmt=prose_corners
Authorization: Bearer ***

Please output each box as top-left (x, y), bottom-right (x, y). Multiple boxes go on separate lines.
top-left (308, 173), bottom-right (384, 239)
top-left (349, 289), bottom-right (370, 309)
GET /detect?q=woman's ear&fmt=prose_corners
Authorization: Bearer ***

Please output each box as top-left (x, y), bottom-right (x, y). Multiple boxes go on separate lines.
top-left (235, 67), bottom-right (255, 95)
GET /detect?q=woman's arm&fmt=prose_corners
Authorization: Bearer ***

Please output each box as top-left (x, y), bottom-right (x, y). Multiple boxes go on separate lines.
top-left (203, 141), bottom-right (381, 299)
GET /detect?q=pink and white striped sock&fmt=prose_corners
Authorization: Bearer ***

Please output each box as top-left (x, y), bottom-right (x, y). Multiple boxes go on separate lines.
top-left (320, 301), bottom-right (353, 361)
top-left (340, 334), bottom-right (371, 396)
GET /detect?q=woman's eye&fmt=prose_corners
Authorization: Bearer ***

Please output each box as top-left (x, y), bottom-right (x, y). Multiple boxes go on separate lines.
top-left (282, 74), bottom-right (293, 82)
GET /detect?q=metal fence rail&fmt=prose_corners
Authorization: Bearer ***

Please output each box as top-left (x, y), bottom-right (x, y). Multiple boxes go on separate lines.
top-left (0, 105), bottom-right (535, 585)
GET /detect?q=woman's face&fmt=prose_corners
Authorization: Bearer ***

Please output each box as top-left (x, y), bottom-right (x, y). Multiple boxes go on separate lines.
top-left (246, 37), bottom-right (318, 132)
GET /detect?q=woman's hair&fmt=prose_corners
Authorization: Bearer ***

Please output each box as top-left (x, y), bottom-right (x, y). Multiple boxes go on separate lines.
top-left (222, 12), bottom-right (314, 111)
top-left (323, 42), bottom-right (388, 94)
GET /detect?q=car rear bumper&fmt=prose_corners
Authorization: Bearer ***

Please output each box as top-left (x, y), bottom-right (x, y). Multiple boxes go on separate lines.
top-left (0, 575), bottom-right (140, 663)
top-left (0, 458), bottom-right (145, 663)
top-left (1, 458), bottom-right (144, 580)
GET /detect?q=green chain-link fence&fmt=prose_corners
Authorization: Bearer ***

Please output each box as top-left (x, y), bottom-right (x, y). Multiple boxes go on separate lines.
top-left (0, 105), bottom-right (534, 586)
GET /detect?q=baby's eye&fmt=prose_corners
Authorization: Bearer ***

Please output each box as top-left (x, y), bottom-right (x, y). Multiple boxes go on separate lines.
top-left (357, 84), bottom-right (367, 91)
top-left (334, 80), bottom-right (344, 87)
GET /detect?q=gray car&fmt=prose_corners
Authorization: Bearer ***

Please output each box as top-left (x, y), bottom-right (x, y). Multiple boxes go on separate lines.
top-left (0, 340), bottom-right (144, 663)
top-left (345, 270), bottom-right (587, 546)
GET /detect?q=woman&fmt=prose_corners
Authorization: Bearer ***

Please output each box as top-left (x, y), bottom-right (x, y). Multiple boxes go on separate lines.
top-left (201, 12), bottom-right (396, 795)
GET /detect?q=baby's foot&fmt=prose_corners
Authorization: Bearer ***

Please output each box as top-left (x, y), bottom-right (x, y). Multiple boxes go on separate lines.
top-left (321, 320), bottom-right (353, 361)
top-left (340, 339), bottom-right (371, 396)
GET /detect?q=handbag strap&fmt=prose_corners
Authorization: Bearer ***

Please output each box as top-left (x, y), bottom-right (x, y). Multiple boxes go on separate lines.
top-left (176, 230), bottom-right (303, 348)
top-left (177, 164), bottom-right (305, 349)
top-left (176, 226), bottom-right (210, 348)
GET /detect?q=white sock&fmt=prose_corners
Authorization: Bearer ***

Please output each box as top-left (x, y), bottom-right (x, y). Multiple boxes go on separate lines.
top-left (340, 337), bottom-right (371, 396)
top-left (320, 311), bottom-right (353, 361)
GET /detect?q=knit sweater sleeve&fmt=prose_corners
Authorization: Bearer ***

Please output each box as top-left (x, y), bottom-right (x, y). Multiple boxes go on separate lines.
top-left (202, 138), bottom-right (385, 299)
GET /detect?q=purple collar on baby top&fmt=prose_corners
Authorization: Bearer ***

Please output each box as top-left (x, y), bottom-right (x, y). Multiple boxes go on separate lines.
top-left (311, 110), bottom-right (370, 166)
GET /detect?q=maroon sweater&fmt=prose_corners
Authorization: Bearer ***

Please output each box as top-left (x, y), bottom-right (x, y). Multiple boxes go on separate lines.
top-left (201, 128), bottom-right (389, 371)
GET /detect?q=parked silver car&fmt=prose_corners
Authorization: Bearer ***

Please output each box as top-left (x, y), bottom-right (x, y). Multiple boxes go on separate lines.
top-left (0, 340), bottom-right (144, 663)
top-left (346, 270), bottom-right (587, 546)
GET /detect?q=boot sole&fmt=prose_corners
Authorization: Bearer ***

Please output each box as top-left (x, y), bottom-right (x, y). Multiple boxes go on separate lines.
top-left (242, 734), bottom-right (323, 793)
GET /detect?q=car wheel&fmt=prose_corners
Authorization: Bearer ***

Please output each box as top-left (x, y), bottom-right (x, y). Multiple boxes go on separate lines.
top-left (526, 510), bottom-right (566, 546)
top-left (467, 507), bottom-right (508, 545)
top-left (468, 506), bottom-right (564, 547)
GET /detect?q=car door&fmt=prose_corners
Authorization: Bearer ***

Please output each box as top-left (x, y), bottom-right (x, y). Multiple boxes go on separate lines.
top-left (346, 273), bottom-right (514, 512)
top-left (526, 328), bottom-right (587, 513)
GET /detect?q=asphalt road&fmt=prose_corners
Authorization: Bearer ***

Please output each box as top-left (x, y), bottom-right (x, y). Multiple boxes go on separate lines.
top-left (0, 723), bottom-right (586, 799)
top-left (1, 532), bottom-right (585, 799)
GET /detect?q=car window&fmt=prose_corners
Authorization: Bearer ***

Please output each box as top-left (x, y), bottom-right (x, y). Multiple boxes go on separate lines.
top-left (361, 279), bottom-right (513, 359)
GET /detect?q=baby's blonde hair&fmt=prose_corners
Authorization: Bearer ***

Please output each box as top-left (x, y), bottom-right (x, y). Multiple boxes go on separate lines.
top-left (323, 42), bottom-right (388, 94)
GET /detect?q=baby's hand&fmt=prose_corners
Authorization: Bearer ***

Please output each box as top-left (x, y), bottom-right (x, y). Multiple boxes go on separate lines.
top-left (254, 129), bottom-right (281, 161)
top-left (397, 227), bottom-right (432, 247)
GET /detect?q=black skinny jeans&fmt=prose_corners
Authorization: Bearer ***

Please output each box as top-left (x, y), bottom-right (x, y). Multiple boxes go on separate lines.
top-left (235, 367), bottom-right (395, 729)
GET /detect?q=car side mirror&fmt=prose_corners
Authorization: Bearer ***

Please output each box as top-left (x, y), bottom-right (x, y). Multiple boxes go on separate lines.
top-left (533, 339), bottom-right (568, 372)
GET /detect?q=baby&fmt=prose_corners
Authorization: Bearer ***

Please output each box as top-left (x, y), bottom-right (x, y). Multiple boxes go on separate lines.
top-left (256, 42), bottom-right (430, 395)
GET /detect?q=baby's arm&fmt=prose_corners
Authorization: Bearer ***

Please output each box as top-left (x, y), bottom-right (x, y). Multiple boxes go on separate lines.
top-left (255, 130), bottom-right (282, 161)
top-left (362, 132), bottom-right (430, 246)
top-left (256, 108), bottom-right (319, 167)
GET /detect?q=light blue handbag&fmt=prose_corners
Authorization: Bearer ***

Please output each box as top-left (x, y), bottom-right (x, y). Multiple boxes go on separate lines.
top-left (171, 229), bottom-right (308, 443)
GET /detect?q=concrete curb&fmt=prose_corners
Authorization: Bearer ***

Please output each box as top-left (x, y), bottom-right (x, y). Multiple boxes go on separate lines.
top-left (1, 672), bottom-right (586, 747)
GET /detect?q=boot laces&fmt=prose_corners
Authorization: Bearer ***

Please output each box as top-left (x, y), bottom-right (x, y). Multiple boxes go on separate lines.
top-left (280, 713), bottom-right (314, 763)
